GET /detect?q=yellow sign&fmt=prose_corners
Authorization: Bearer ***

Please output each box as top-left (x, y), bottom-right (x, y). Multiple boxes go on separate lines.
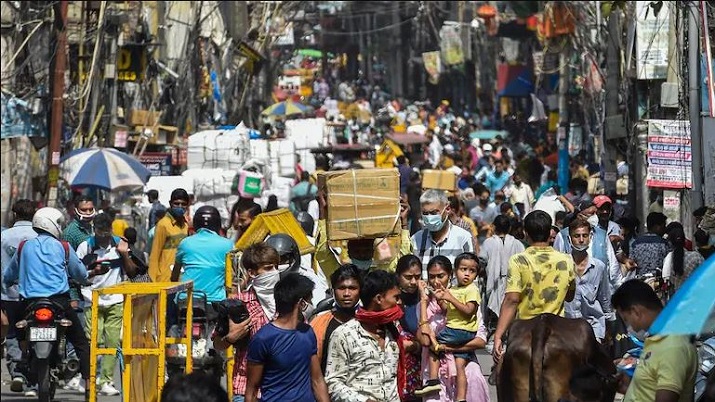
top-left (234, 208), bottom-right (314, 255)
top-left (48, 167), bottom-right (59, 186)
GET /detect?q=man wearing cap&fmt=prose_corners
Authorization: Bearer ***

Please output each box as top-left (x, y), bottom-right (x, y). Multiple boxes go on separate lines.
top-left (476, 143), bottom-right (493, 172)
top-left (591, 195), bottom-right (624, 292)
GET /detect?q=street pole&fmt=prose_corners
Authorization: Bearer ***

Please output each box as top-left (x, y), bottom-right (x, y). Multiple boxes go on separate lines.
top-left (688, 1), bottom-right (704, 211)
top-left (634, 122), bottom-right (650, 232)
top-left (603, 7), bottom-right (621, 195)
top-left (47, 0), bottom-right (69, 208)
top-left (557, 49), bottom-right (571, 194)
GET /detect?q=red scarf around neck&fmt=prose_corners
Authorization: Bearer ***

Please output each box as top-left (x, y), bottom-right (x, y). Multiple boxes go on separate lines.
top-left (355, 306), bottom-right (408, 401)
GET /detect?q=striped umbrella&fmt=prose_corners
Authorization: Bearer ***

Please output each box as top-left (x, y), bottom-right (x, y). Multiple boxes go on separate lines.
top-left (261, 100), bottom-right (307, 117)
top-left (60, 147), bottom-right (152, 191)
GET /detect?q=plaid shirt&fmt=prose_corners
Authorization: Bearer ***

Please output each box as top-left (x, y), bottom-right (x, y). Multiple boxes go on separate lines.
top-left (232, 289), bottom-right (269, 396)
top-left (62, 219), bottom-right (92, 251)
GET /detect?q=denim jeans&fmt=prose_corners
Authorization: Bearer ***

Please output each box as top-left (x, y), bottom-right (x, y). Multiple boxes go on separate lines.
top-left (232, 395), bottom-right (245, 402)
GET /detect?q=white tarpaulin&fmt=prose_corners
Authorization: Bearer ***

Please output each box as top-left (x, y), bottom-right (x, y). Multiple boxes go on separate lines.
top-left (285, 118), bottom-right (326, 150)
top-left (249, 139), bottom-right (296, 177)
top-left (187, 123), bottom-right (251, 170)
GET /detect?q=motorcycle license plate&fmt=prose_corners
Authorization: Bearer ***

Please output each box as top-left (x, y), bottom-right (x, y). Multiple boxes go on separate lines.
top-left (29, 327), bottom-right (57, 342)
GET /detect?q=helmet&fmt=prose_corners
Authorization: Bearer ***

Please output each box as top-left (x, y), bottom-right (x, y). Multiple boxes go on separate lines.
top-left (264, 234), bottom-right (301, 274)
top-left (193, 205), bottom-right (222, 233)
top-left (294, 211), bottom-right (315, 236)
top-left (32, 207), bottom-right (65, 239)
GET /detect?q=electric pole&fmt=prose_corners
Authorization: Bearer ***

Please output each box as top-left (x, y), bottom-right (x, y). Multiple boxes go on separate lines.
top-left (47, 0), bottom-right (69, 207)
top-left (688, 1), bottom-right (704, 211)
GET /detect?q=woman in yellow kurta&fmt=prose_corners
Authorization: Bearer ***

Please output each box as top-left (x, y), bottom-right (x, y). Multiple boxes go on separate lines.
top-left (148, 189), bottom-right (190, 282)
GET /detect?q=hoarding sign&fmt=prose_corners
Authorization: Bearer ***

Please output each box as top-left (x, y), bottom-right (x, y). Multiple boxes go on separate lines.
top-left (646, 120), bottom-right (692, 189)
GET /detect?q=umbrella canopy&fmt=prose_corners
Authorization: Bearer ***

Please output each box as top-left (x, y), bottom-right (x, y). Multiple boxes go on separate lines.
top-left (469, 130), bottom-right (509, 141)
top-left (650, 255), bottom-right (715, 336)
top-left (60, 147), bottom-right (152, 191)
top-left (261, 100), bottom-right (307, 117)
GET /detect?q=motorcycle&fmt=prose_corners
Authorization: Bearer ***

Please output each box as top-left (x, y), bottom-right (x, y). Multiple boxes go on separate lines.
top-left (16, 299), bottom-right (79, 402)
top-left (166, 291), bottom-right (224, 379)
top-left (695, 335), bottom-right (715, 402)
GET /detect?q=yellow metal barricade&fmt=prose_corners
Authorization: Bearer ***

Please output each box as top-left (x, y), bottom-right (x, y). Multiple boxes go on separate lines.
top-left (89, 282), bottom-right (194, 402)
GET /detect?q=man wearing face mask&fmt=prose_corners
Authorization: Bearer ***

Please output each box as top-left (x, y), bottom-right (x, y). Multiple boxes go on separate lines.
top-left (75, 213), bottom-right (139, 396)
top-left (563, 218), bottom-right (614, 343)
top-left (148, 188), bottom-right (190, 282)
top-left (62, 195), bottom-right (96, 251)
top-left (611, 280), bottom-right (697, 402)
top-left (413, 189), bottom-right (474, 278)
top-left (213, 243), bottom-right (278, 402)
top-left (245, 272), bottom-right (330, 402)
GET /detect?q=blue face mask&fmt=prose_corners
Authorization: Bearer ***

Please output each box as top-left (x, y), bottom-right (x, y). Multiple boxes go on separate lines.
top-left (352, 259), bottom-right (373, 271)
top-left (422, 211), bottom-right (447, 232)
top-left (170, 207), bottom-right (185, 217)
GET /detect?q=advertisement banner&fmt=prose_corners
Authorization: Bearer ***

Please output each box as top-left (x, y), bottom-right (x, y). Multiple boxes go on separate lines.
top-left (439, 24), bottom-right (464, 66)
top-left (422, 51), bottom-right (441, 84)
top-left (139, 152), bottom-right (172, 176)
top-left (646, 120), bottom-right (692, 189)
top-left (635, 1), bottom-right (670, 80)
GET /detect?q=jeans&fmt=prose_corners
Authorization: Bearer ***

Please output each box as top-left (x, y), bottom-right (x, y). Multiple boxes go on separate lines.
top-left (437, 327), bottom-right (477, 360)
top-left (2, 300), bottom-right (24, 379)
top-left (84, 302), bottom-right (123, 385)
top-left (232, 395), bottom-right (245, 402)
top-left (21, 294), bottom-right (91, 380)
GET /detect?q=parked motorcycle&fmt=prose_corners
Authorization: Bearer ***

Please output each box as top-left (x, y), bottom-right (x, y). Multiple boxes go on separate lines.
top-left (16, 299), bottom-right (79, 402)
top-left (166, 291), bottom-right (224, 379)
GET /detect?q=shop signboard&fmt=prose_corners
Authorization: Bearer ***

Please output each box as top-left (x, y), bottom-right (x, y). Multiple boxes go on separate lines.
top-left (139, 152), bottom-right (172, 176)
top-left (645, 120), bottom-right (691, 189)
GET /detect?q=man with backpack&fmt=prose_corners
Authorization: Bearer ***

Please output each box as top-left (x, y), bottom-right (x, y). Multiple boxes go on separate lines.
top-left (290, 171), bottom-right (317, 214)
top-left (75, 212), bottom-right (139, 396)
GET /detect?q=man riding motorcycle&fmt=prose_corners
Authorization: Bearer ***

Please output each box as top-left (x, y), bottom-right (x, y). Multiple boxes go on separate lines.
top-left (2, 207), bottom-right (106, 400)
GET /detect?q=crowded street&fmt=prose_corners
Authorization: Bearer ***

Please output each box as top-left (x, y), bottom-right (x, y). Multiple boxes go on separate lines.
top-left (2, 1), bottom-right (714, 402)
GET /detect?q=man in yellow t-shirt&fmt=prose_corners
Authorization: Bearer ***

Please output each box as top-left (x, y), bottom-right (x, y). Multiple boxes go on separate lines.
top-left (612, 280), bottom-right (697, 402)
top-left (492, 210), bottom-right (576, 362)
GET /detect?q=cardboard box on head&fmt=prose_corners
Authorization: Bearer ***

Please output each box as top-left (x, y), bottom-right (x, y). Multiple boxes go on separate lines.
top-left (318, 168), bottom-right (401, 241)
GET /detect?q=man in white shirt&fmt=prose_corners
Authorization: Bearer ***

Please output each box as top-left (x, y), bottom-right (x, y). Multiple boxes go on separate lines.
top-left (505, 173), bottom-right (535, 215)
top-left (76, 213), bottom-right (137, 396)
top-left (411, 189), bottom-right (474, 278)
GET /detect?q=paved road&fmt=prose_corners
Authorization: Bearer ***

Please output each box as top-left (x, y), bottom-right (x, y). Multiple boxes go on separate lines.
top-left (3, 355), bottom-right (497, 401)
top-left (1, 358), bottom-right (122, 401)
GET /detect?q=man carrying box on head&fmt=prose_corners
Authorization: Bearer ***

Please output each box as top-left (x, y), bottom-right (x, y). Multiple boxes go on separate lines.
top-left (315, 169), bottom-right (412, 277)
top-left (411, 189), bottom-right (475, 279)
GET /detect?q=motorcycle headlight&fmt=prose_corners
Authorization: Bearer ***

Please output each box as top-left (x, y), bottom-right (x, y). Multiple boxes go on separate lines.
top-left (698, 339), bottom-right (715, 375)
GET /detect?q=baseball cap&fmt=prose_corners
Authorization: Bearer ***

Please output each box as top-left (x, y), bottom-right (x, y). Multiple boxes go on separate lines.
top-left (482, 143), bottom-right (493, 152)
top-left (593, 195), bottom-right (613, 208)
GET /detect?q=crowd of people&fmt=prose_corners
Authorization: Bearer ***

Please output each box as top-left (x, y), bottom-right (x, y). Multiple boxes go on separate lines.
top-left (1, 96), bottom-right (713, 401)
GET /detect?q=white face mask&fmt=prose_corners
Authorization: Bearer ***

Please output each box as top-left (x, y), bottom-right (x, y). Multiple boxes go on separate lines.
top-left (587, 214), bottom-right (599, 228)
top-left (250, 270), bottom-right (280, 319)
top-left (300, 299), bottom-right (315, 321)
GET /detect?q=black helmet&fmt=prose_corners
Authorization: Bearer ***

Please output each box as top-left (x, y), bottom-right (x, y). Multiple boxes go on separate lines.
top-left (294, 211), bottom-right (315, 236)
top-left (264, 234), bottom-right (301, 274)
top-left (193, 205), bottom-right (222, 233)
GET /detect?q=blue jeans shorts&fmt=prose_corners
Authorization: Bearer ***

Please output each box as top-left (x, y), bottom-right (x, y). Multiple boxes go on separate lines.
top-left (437, 327), bottom-right (476, 360)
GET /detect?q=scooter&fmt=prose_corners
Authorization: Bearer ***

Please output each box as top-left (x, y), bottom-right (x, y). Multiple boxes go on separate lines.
top-left (166, 291), bottom-right (224, 379)
top-left (16, 299), bottom-right (80, 402)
